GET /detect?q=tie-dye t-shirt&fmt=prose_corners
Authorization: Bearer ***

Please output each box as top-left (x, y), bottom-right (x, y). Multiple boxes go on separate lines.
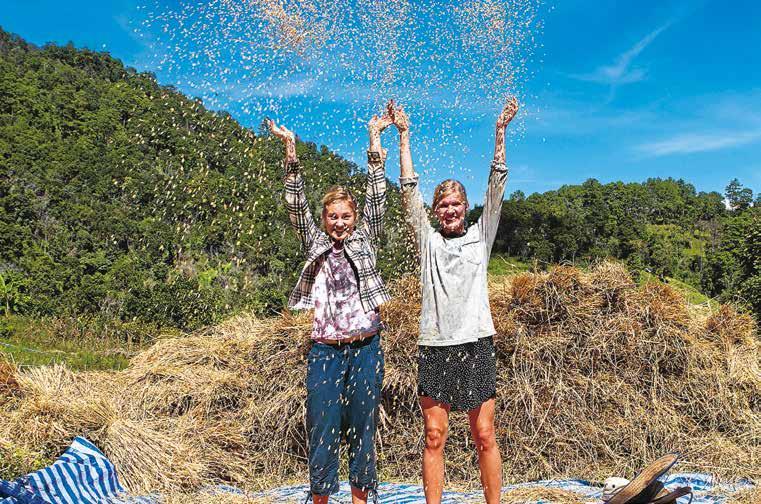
top-left (311, 244), bottom-right (381, 341)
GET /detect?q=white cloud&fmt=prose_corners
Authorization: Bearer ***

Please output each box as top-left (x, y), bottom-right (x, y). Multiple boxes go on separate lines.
top-left (571, 22), bottom-right (672, 86)
top-left (529, 95), bottom-right (658, 136)
top-left (637, 130), bottom-right (761, 157)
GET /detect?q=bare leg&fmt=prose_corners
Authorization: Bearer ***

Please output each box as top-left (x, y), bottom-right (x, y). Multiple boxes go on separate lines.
top-left (420, 396), bottom-right (450, 504)
top-left (351, 486), bottom-right (368, 504)
top-left (467, 399), bottom-right (502, 504)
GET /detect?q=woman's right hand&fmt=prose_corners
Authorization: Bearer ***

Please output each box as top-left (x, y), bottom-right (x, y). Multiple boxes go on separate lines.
top-left (267, 118), bottom-right (295, 144)
top-left (388, 101), bottom-right (410, 135)
top-left (267, 118), bottom-right (297, 162)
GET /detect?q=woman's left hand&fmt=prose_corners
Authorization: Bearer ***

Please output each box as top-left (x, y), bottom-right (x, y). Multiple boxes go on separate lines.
top-left (496, 97), bottom-right (519, 129)
top-left (267, 118), bottom-right (295, 145)
top-left (369, 103), bottom-right (393, 153)
top-left (369, 108), bottom-right (393, 139)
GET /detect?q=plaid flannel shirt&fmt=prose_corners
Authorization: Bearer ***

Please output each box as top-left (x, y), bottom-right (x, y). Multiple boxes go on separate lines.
top-left (284, 150), bottom-right (391, 313)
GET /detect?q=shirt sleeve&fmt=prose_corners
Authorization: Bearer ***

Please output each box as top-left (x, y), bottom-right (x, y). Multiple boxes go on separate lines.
top-left (477, 161), bottom-right (508, 254)
top-left (284, 160), bottom-right (320, 253)
top-left (359, 150), bottom-right (387, 247)
top-left (399, 174), bottom-right (432, 256)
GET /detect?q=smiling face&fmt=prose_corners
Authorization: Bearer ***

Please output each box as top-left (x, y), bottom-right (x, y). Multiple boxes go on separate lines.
top-left (323, 199), bottom-right (357, 242)
top-left (435, 191), bottom-right (468, 236)
top-left (433, 180), bottom-right (469, 237)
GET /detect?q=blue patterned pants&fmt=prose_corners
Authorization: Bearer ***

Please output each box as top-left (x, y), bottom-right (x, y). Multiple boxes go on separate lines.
top-left (305, 334), bottom-right (384, 496)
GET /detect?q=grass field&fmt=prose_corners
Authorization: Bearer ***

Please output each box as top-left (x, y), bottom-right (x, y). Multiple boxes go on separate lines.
top-left (487, 254), bottom-right (531, 276)
top-left (637, 271), bottom-right (717, 307)
top-left (1, 316), bottom-right (134, 371)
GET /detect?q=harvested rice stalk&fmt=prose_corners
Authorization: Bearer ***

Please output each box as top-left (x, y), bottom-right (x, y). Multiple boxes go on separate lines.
top-left (503, 486), bottom-right (585, 503)
top-left (104, 419), bottom-right (204, 493)
top-left (0, 359), bottom-right (18, 398)
top-left (727, 486), bottom-right (761, 504)
top-left (161, 492), bottom-right (273, 503)
top-left (0, 261), bottom-right (758, 492)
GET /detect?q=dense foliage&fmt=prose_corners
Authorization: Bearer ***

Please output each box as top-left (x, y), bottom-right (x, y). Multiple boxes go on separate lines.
top-left (0, 28), bottom-right (411, 337)
top-left (476, 177), bottom-right (760, 321)
top-left (0, 28), bottom-right (758, 336)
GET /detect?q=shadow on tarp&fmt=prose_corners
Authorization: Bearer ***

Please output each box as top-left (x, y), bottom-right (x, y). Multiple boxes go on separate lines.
top-left (0, 437), bottom-right (754, 504)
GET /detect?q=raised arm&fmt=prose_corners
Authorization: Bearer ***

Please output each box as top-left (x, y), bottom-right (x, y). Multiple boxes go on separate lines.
top-left (392, 103), bottom-right (431, 254)
top-left (268, 118), bottom-right (320, 252)
top-left (479, 97), bottom-right (519, 252)
top-left (359, 109), bottom-right (392, 245)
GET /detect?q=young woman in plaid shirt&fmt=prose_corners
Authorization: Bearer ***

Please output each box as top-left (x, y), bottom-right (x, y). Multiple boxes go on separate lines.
top-left (267, 110), bottom-right (392, 504)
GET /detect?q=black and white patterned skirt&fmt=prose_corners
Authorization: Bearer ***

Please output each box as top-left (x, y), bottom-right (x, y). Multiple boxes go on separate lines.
top-left (417, 336), bottom-right (497, 412)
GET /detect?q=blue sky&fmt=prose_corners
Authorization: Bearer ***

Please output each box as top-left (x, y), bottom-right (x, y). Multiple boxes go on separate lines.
top-left (3, 0), bottom-right (760, 204)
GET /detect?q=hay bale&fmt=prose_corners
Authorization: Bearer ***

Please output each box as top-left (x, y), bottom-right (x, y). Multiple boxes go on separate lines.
top-left (588, 260), bottom-right (636, 312)
top-left (0, 364), bottom-right (206, 493)
top-left (104, 419), bottom-right (204, 493)
top-left (636, 282), bottom-right (690, 330)
top-left (706, 305), bottom-right (757, 346)
top-left (0, 365), bottom-right (117, 450)
top-left (0, 358), bottom-right (18, 398)
top-left (508, 266), bottom-right (604, 331)
top-left (0, 260), bottom-right (758, 493)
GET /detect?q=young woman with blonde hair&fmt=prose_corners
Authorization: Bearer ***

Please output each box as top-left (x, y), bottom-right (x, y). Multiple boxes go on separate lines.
top-left (268, 109), bottom-right (392, 504)
top-left (391, 97), bottom-right (519, 504)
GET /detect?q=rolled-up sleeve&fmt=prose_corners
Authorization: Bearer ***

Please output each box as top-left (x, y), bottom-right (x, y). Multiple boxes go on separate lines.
top-left (478, 161), bottom-right (508, 253)
top-left (400, 174), bottom-right (432, 255)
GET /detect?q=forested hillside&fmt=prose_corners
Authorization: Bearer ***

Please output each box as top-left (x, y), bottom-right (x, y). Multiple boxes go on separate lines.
top-left (0, 28), bottom-right (411, 338)
top-left (0, 27), bottom-right (759, 340)
top-left (478, 177), bottom-right (760, 320)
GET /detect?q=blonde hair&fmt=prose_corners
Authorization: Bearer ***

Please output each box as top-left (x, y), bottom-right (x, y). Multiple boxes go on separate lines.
top-left (321, 186), bottom-right (358, 217)
top-left (433, 179), bottom-right (468, 209)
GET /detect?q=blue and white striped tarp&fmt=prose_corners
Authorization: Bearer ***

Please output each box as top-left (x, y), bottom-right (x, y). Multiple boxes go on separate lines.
top-left (1, 439), bottom-right (754, 503)
top-left (0, 437), bottom-right (152, 504)
top-left (249, 474), bottom-right (754, 503)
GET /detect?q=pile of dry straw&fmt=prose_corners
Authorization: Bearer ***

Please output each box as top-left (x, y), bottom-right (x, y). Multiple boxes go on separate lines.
top-left (0, 261), bottom-right (758, 501)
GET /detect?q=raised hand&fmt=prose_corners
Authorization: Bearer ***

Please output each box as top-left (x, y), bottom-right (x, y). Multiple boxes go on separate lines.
top-left (496, 96), bottom-right (519, 129)
top-left (267, 118), bottom-right (295, 144)
top-left (368, 102), bottom-right (394, 158)
top-left (387, 100), bottom-right (415, 180)
top-left (493, 97), bottom-right (518, 165)
top-left (369, 110), bottom-right (393, 139)
top-left (266, 118), bottom-right (297, 163)
top-left (388, 100), bottom-right (410, 135)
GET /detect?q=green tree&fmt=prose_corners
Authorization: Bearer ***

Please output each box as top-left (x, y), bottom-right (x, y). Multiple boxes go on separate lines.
top-left (0, 270), bottom-right (29, 317)
top-left (0, 27), bottom-right (411, 331)
top-left (725, 178), bottom-right (753, 211)
top-left (737, 213), bottom-right (761, 319)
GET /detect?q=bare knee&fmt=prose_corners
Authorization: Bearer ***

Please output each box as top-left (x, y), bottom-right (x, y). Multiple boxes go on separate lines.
top-left (472, 424), bottom-right (497, 452)
top-left (424, 426), bottom-right (447, 452)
